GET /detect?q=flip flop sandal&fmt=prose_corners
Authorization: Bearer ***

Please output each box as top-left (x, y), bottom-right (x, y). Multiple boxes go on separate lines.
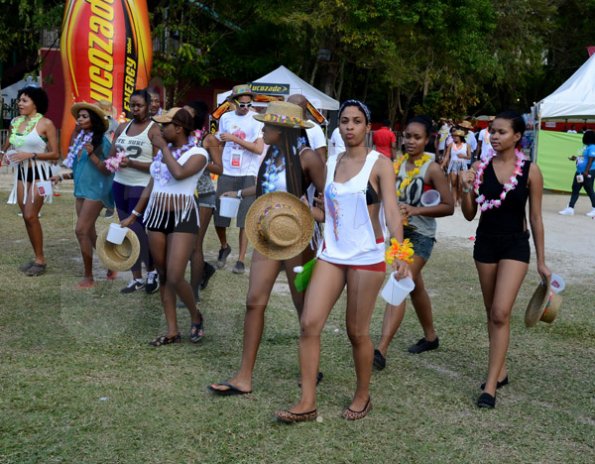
top-left (25, 263), bottom-right (47, 277)
top-left (208, 382), bottom-right (252, 396)
top-left (149, 333), bottom-right (181, 347)
top-left (190, 320), bottom-right (204, 343)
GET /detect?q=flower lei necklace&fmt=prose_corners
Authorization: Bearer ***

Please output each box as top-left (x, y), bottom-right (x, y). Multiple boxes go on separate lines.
top-left (9, 113), bottom-right (43, 148)
top-left (150, 142), bottom-right (195, 185)
top-left (262, 146), bottom-right (285, 194)
top-left (474, 149), bottom-right (525, 212)
top-left (63, 130), bottom-right (93, 168)
top-left (394, 153), bottom-right (433, 196)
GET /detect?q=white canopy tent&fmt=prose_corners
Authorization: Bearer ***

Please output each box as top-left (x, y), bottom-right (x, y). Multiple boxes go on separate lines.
top-left (536, 53), bottom-right (595, 119)
top-left (216, 65), bottom-right (339, 111)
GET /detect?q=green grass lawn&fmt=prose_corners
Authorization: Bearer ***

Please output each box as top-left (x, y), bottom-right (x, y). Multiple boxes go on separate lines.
top-left (0, 192), bottom-right (593, 463)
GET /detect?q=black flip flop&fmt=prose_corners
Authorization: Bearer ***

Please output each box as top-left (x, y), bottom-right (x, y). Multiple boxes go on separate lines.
top-left (208, 381), bottom-right (252, 396)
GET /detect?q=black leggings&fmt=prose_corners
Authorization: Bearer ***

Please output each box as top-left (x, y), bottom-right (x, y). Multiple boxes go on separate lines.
top-left (568, 173), bottom-right (595, 208)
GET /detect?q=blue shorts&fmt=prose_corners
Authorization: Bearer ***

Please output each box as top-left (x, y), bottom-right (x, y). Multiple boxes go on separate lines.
top-left (405, 229), bottom-right (435, 261)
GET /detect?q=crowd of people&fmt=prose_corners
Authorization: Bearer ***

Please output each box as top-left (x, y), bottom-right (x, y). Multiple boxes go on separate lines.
top-left (2, 83), bottom-right (563, 419)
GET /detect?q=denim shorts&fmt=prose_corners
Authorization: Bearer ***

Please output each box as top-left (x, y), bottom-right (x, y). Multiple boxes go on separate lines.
top-left (404, 229), bottom-right (435, 261)
top-left (197, 191), bottom-right (216, 209)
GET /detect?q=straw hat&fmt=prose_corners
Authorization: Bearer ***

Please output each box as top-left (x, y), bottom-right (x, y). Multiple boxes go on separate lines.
top-left (71, 101), bottom-right (109, 130)
top-left (96, 226), bottom-right (141, 272)
top-left (458, 120), bottom-right (473, 129)
top-left (96, 100), bottom-right (118, 119)
top-left (453, 129), bottom-right (466, 137)
top-left (525, 277), bottom-right (562, 327)
top-left (253, 101), bottom-right (314, 129)
top-left (245, 191), bottom-right (314, 260)
top-left (153, 107), bottom-right (194, 130)
top-left (230, 84), bottom-right (254, 99)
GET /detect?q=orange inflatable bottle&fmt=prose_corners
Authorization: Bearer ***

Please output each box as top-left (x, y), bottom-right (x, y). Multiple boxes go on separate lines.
top-left (59, 0), bottom-right (152, 155)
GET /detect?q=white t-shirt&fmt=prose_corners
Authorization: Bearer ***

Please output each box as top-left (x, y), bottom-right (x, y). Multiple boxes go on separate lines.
top-left (478, 128), bottom-right (492, 161)
top-left (328, 127), bottom-right (345, 157)
top-left (217, 111), bottom-right (264, 177)
top-left (306, 123), bottom-right (327, 150)
top-left (465, 131), bottom-right (477, 153)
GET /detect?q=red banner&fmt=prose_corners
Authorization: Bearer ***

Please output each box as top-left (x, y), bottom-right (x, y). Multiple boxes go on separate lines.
top-left (59, 0), bottom-right (152, 154)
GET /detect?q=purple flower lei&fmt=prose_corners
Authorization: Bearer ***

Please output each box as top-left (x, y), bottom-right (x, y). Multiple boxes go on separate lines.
top-left (151, 142), bottom-right (195, 185)
top-left (64, 130), bottom-right (93, 168)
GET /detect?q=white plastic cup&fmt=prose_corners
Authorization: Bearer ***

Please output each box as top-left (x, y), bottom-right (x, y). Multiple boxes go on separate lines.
top-left (219, 196), bottom-right (241, 218)
top-left (36, 180), bottom-right (53, 197)
top-left (420, 189), bottom-right (441, 207)
top-left (550, 273), bottom-right (565, 294)
top-left (381, 273), bottom-right (415, 306)
top-left (107, 223), bottom-right (129, 245)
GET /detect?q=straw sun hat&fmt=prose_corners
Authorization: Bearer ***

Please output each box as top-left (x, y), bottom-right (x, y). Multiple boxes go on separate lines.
top-left (525, 277), bottom-right (562, 327)
top-left (245, 191), bottom-right (314, 260)
top-left (71, 101), bottom-right (110, 130)
top-left (96, 226), bottom-right (141, 272)
top-left (253, 101), bottom-right (313, 129)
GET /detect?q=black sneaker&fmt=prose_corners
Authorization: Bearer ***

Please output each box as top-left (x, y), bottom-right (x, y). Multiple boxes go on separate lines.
top-left (121, 279), bottom-right (145, 294)
top-left (232, 260), bottom-right (245, 274)
top-left (145, 271), bottom-right (160, 294)
top-left (200, 262), bottom-right (216, 290)
top-left (407, 337), bottom-right (439, 354)
top-left (373, 349), bottom-right (386, 370)
top-left (216, 245), bottom-right (232, 269)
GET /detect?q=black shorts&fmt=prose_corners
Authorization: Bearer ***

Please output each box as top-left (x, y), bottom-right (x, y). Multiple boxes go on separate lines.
top-left (473, 230), bottom-right (530, 264)
top-left (147, 208), bottom-right (199, 235)
top-left (17, 167), bottom-right (49, 183)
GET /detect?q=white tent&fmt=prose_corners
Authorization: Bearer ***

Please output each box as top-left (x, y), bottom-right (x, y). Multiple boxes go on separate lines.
top-left (537, 54), bottom-right (595, 119)
top-left (216, 65), bottom-right (339, 111)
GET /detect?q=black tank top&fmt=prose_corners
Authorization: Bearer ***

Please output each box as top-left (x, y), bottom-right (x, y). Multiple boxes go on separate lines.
top-left (477, 158), bottom-right (531, 236)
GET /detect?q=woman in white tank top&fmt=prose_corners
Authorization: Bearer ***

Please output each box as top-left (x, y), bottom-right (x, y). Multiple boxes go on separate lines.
top-left (276, 100), bottom-right (410, 423)
top-left (441, 130), bottom-right (471, 204)
top-left (108, 89), bottom-right (168, 294)
top-left (1, 86), bottom-right (58, 276)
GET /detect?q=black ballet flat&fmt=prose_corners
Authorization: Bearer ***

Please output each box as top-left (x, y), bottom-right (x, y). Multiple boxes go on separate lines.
top-left (477, 392), bottom-right (496, 409)
top-left (480, 376), bottom-right (509, 391)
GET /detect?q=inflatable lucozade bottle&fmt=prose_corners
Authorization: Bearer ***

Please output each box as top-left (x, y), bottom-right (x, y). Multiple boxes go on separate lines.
top-left (59, 0), bottom-right (153, 156)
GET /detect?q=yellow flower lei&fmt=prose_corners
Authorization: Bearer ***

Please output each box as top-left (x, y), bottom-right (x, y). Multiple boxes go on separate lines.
top-left (394, 153), bottom-right (433, 197)
top-left (385, 238), bottom-right (415, 264)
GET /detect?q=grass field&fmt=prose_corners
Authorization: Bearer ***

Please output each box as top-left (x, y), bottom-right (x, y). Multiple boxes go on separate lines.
top-left (0, 191), bottom-right (593, 464)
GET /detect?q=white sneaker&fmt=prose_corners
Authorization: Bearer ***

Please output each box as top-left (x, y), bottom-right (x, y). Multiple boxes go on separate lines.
top-left (558, 206), bottom-right (574, 216)
top-left (586, 208), bottom-right (595, 217)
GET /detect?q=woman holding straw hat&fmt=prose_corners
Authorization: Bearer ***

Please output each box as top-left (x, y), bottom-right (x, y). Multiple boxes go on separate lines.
top-left (441, 129), bottom-right (471, 205)
top-left (208, 101), bottom-right (325, 396)
top-left (121, 108), bottom-right (207, 346)
top-left (275, 100), bottom-right (409, 422)
top-left (51, 102), bottom-right (114, 287)
top-left (461, 110), bottom-right (551, 409)
top-left (1, 86), bottom-right (59, 276)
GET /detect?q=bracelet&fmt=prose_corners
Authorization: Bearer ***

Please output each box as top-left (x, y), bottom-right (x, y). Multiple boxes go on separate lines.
top-left (131, 209), bottom-right (142, 217)
top-left (462, 187), bottom-right (472, 193)
top-left (237, 189), bottom-right (243, 199)
top-left (31, 153), bottom-right (37, 160)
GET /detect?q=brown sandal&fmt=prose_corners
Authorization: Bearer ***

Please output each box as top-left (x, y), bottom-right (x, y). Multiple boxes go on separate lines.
top-left (342, 397), bottom-right (372, 421)
top-left (149, 333), bottom-right (181, 347)
top-left (275, 408), bottom-right (318, 424)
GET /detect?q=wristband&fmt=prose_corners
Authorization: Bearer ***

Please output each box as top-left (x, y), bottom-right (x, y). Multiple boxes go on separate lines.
top-left (462, 187), bottom-right (471, 193)
top-left (32, 153), bottom-right (37, 160)
top-left (237, 189), bottom-right (243, 199)
top-left (131, 209), bottom-right (142, 217)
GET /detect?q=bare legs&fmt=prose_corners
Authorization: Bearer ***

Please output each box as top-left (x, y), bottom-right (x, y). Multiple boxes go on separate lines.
top-left (74, 198), bottom-right (104, 286)
top-left (475, 259), bottom-right (528, 395)
top-left (190, 205), bottom-right (214, 293)
top-left (209, 248), bottom-right (314, 393)
top-left (376, 255), bottom-right (436, 356)
top-left (149, 231), bottom-right (202, 338)
top-left (287, 261), bottom-right (384, 414)
top-left (17, 181), bottom-right (46, 265)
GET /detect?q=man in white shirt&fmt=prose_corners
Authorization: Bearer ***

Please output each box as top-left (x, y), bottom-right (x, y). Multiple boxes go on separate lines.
top-left (477, 116), bottom-right (494, 161)
top-left (458, 120), bottom-right (477, 161)
top-left (328, 126), bottom-right (345, 157)
top-left (287, 94), bottom-right (327, 160)
top-left (214, 84), bottom-right (264, 274)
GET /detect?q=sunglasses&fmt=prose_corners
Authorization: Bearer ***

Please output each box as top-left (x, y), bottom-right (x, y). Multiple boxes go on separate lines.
top-left (235, 100), bottom-right (252, 108)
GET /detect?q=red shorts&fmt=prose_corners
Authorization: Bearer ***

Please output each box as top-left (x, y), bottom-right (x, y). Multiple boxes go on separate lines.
top-left (320, 238), bottom-right (386, 273)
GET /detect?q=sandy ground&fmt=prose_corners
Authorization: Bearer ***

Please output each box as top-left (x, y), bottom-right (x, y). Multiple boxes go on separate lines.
top-left (1, 166), bottom-right (593, 284)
